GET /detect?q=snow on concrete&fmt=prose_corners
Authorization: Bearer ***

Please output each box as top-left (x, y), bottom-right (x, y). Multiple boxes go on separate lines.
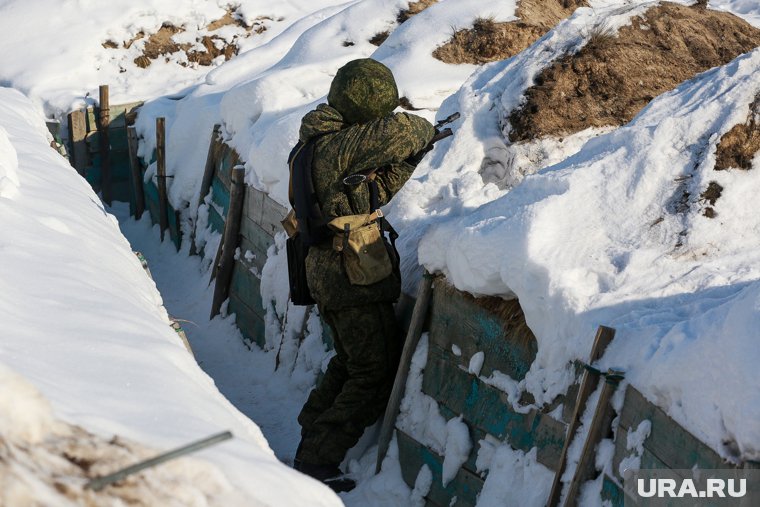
top-left (0, 87), bottom-right (341, 506)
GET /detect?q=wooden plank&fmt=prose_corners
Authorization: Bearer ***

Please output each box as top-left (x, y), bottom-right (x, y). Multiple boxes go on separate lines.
top-left (377, 274), bottom-right (434, 473)
top-left (156, 117), bottom-right (169, 241)
top-left (127, 127), bottom-right (145, 219)
top-left (107, 127), bottom-right (129, 152)
top-left (98, 85), bottom-right (112, 205)
top-left (217, 147), bottom-right (239, 189)
top-left (435, 404), bottom-right (495, 476)
top-left (143, 178), bottom-right (160, 226)
top-left (563, 369), bottom-right (624, 507)
top-left (238, 235), bottom-right (268, 274)
top-left (396, 430), bottom-right (483, 507)
top-left (245, 186), bottom-right (265, 224)
top-left (428, 280), bottom-right (536, 381)
top-left (168, 207), bottom-right (182, 251)
top-left (207, 205), bottom-right (225, 236)
top-left (601, 475), bottom-right (625, 507)
top-left (548, 325), bottom-right (616, 507)
top-left (211, 176), bottom-right (231, 215)
top-left (229, 262), bottom-right (266, 320)
top-left (258, 193), bottom-right (288, 237)
top-left (67, 110), bottom-right (88, 175)
top-left (239, 214), bottom-right (275, 255)
top-left (422, 351), bottom-right (565, 471)
top-left (108, 102), bottom-right (143, 128)
top-left (192, 127), bottom-right (223, 258)
top-left (228, 293), bottom-right (266, 347)
top-left (211, 167), bottom-right (246, 318)
top-left (619, 386), bottom-right (734, 472)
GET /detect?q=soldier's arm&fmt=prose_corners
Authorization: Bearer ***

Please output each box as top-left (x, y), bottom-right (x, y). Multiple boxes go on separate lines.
top-left (347, 113), bottom-right (435, 174)
top-left (370, 161), bottom-right (417, 207)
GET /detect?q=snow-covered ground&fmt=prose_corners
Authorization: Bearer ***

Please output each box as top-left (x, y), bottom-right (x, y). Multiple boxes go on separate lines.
top-left (0, 87), bottom-right (341, 506)
top-left (2, 0), bottom-right (760, 505)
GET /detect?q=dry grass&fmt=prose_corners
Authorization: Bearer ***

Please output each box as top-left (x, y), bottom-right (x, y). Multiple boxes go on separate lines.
top-left (700, 181), bottom-right (723, 218)
top-left (370, 0), bottom-right (438, 46)
top-left (714, 94), bottom-right (760, 171)
top-left (433, 0), bottom-right (587, 64)
top-left (508, 3), bottom-right (760, 142)
top-left (397, 0), bottom-right (438, 23)
top-left (105, 8), bottom-right (268, 69)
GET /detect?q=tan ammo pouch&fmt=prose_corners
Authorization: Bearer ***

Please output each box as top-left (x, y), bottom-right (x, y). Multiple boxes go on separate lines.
top-left (281, 209), bottom-right (298, 238)
top-left (328, 210), bottom-right (392, 286)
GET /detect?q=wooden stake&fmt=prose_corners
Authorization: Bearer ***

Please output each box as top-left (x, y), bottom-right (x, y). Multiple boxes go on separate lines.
top-left (547, 325), bottom-right (616, 507)
top-left (210, 166), bottom-right (246, 319)
top-left (375, 272), bottom-right (435, 474)
top-left (562, 369), bottom-right (625, 507)
top-left (156, 117), bottom-right (169, 241)
top-left (126, 126), bottom-right (145, 220)
top-left (67, 110), bottom-right (88, 175)
top-left (191, 125), bottom-right (221, 256)
top-left (98, 85), bottom-right (112, 205)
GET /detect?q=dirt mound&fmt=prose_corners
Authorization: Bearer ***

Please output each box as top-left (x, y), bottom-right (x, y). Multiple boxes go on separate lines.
top-left (369, 0), bottom-right (438, 46)
top-left (104, 8), bottom-right (268, 69)
top-left (714, 93), bottom-right (760, 171)
top-left (0, 425), bottom-right (234, 505)
top-left (433, 0), bottom-right (587, 65)
top-left (508, 3), bottom-right (760, 142)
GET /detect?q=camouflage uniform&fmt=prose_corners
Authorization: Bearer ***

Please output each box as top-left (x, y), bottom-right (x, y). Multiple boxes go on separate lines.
top-left (295, 59), bottom-right (434, 467)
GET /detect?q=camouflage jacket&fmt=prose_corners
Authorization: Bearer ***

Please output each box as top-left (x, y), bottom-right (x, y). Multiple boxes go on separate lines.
top-left (299, 104), bottom-right (434, 309)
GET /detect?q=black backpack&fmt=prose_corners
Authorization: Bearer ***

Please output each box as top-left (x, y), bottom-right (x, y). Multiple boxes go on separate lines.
top-left (286, 138), bottom-right (329, 305)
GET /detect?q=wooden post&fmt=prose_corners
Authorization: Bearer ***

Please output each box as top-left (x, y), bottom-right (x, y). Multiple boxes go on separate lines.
top-left (547, 326), bottom-right (616, 507)
top-left (375, 272), bottom-right (435, 474)
top-left (563, 369), bottom-right (625, 507)
top-left (126, 126), bottom-right (145, 220)
top-left (98, 85), bottom-right (112, 205)
top-left (210, 166), bottom-right (246, 319)
top-left (67, 110), bottom-right (88, 175)
top-left (156, 117), bottom-right (169, 241)
top-left (191, 125), bottom-right (221, 256)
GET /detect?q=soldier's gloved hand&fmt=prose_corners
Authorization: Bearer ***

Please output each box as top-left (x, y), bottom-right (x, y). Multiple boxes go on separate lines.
top-left (405, 131), bottom-right (438, 167)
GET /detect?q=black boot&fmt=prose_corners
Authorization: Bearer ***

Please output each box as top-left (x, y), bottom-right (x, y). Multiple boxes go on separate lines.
top-left (295, 462), bottom-right (356, 493)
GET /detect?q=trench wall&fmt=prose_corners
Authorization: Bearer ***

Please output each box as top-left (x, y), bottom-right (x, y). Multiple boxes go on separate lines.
top-left (71, 117), bottom-right (750, 506)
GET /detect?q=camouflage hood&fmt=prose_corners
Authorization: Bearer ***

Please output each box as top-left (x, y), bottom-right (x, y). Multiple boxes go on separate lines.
top-left (299, 104), bottom-right (347, 142)
top-left (327, 59), bottom-right (399, 125)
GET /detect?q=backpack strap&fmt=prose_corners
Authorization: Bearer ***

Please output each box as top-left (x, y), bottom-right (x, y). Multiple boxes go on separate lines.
top-left (288, 135), bottom-right (331, 247)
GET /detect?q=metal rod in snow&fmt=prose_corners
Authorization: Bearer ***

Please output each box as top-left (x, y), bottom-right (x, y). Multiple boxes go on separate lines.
top-left (85, 431), bottom-right (233, 492)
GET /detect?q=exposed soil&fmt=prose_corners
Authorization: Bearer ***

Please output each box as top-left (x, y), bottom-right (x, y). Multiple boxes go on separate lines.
top-left (700, 181), bottom-right (723, 218)
top-left (397, 0), bottom-right (438, 23)
top-left (104, 9), bottom-right (268, 69)
top-left (508, 3), bottom-right (760, 142)
top-left (433, 0), bottom-right (587, 65)
top-left (714, 93), bottom-right (760, 171)
top-left (369, 0), bottom-right (438, 46)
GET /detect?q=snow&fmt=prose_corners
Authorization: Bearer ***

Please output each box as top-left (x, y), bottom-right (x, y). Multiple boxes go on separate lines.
top-left (3, 0), bottom-right (760, 503)
top-left (0, 87), bottom-right (340, 506)
top-left (618, 420), bottom-right (653, 476)
top-left (441, 416), bottom-right (472, 487)
top-left (410, 465), bottom-right (433, 507)
top-left (420, 47), bottom-right (760, 460)
top-left (476, 445), bottom-right (553, 507)
top-left (468, 351), bottom-right (485, 376)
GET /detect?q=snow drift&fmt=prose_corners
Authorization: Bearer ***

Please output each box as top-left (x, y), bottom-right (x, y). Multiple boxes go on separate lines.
top-left (0, 87), bottom-right (341, 506)
top-left (420, 48), bottom-right (760, 460)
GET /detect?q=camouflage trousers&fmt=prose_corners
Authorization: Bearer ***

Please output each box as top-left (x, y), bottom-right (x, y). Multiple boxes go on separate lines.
top-left (296, 302), bottom-right (401, 465)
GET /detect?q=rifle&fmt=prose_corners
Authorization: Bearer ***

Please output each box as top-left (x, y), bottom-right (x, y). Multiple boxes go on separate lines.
top-left (343, 112), bottom-right (460, 186)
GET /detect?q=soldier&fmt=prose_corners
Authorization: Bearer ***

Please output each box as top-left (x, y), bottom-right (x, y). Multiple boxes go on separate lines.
top-left (291, 58), bottom-right (435, 492)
